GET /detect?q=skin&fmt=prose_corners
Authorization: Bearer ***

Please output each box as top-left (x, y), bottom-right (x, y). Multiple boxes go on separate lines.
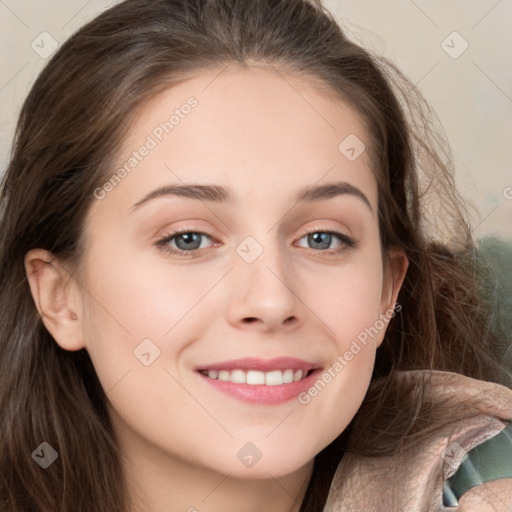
top-left (25, 64), bottom-right (408, 512)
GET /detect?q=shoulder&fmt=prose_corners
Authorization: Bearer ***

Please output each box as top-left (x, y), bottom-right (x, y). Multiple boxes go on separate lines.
top-left (323, 370), bottom-right (512, 512)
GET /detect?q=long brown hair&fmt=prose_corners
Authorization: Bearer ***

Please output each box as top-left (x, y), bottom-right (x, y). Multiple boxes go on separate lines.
top-left (1, 1), bottom-right (510, 510)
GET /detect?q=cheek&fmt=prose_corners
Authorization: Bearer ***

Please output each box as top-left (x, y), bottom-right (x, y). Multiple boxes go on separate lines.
top-left (77, 242), bottom-right (209, 402)
top-left (308, 249), bottom-right (386, 346)
top-left (292, 252), bottom-right (386, 445)
top-left (81, 250), bottom-right (209, 349)
top-left (78, 256), bottom-right (229, 470)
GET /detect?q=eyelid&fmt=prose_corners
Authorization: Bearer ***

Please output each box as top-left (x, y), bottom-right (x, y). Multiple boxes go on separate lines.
top-left (153, 220), bottom-right (216, 244)
top-left (154, 227), bottom-right (218, 256)
top-left (299, 222), bottom-right (352, 238)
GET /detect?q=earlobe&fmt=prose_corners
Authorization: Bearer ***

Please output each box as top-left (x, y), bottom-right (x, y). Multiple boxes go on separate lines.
top-left (24, 248), bottom-right (86, 351)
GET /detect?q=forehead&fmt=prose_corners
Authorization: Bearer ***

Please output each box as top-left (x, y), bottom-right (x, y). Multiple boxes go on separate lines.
top-left (96, 64), bottom-right (378, 214)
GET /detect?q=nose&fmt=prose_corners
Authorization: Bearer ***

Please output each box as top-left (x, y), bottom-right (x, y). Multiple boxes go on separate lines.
top-left (225, 241), bottom-right (305, 333)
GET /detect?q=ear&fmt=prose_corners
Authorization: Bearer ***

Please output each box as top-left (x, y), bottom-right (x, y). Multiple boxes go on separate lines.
top-left (377, 246), bottom-right (408, 346)
top-left (24, 248), bottom-right (86, 351)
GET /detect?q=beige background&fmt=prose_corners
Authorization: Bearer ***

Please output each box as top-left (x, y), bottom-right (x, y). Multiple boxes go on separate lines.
top-left (0, 0), bottom-right (510, 241)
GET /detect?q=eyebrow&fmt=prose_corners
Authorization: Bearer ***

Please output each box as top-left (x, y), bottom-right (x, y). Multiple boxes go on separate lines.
top-left (129, 181), bottom-right (373, 213)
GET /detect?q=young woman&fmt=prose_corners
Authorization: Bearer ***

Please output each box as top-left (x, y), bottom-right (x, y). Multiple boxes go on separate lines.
top-left (1, 1), bottom-right (511, 511)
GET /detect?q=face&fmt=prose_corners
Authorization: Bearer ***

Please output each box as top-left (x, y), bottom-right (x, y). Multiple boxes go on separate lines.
top-left (27, 64), bottom-right (407, 482)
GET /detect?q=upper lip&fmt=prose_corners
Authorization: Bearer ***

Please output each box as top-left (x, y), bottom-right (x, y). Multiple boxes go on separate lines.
top-left (195, 357), bottom-right (321, 373)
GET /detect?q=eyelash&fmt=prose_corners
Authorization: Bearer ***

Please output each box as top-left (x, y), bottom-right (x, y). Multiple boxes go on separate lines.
top-left (155, 227), bottom-right (357, 258)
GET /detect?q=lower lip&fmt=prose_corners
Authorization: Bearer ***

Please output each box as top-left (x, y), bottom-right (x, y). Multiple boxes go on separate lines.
top-left (196, 369), bottom-right (322, 405)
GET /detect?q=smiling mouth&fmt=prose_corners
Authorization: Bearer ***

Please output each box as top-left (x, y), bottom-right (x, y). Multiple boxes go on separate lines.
top-left (198, 368), bottom-right (315, 386)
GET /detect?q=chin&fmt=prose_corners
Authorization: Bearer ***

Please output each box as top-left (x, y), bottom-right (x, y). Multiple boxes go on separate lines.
top-left (208, 447), bottom-right (315, 481)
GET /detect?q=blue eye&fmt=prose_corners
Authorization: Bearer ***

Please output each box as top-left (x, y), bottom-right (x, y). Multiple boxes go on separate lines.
top-left (297, 231), bottom-right (356, 252)
top-left (156, 230), bottom-right (215, 257)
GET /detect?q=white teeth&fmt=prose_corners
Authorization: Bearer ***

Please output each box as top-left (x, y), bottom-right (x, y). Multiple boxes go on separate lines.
top-left (230, 369), bottom-right (246, 383)
top-left (246, 370), bottom-right (265, 385)
top-left (218, 370), bottom-right (230, 381)
top-left (283, 369), bottom-right (294, 383)
top-left (265, 370), bottom-right (283, 386)
top-left (203, 368), bottom-right (310, 385)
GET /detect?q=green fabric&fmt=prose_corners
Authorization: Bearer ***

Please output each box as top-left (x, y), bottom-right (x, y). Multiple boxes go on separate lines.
top-left (443, 422), bottom-right (512, 507)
